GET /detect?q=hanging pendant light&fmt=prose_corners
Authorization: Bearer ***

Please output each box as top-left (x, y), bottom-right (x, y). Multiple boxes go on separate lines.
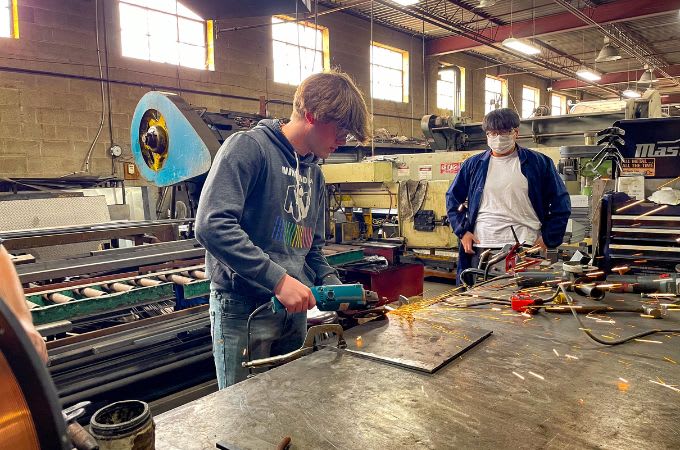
top-left (595, 37), bottom-right (621, 63)
top-left (638, 65), bottom-right (657, 84)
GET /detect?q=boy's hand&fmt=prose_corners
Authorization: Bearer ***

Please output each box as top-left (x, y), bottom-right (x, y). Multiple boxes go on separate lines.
top-left (274, 275), bottom-right (316, 313)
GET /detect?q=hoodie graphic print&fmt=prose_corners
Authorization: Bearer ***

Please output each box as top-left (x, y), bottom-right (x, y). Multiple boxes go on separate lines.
top-left (273, 160), bottom-right (314, 249)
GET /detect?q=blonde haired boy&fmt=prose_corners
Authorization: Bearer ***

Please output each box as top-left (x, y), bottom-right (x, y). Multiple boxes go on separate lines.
top-left (196, 70), bottom-right (369, 388)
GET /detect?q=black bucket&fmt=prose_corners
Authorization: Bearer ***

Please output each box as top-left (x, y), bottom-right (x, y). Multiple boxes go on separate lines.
top-left (90, 400), bottom-right (155, 450)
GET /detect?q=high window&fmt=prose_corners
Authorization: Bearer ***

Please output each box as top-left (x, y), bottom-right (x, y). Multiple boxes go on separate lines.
top-left (370, 42), bottom-right (409, 103)
top-left (119, 1), bottom-right (214, 70)
top-left (0, 1), bottom-right (18, 39)
top-left (551, 93), bottom-right (567, 115)
top-left (272, 16), bottom-right (329, 86)
top-left (484, 75), bottom-right (507, 114)
top-left (522, 86), bottom-right (540, 118)
top-left (437, 67), bottom-right (465, 113)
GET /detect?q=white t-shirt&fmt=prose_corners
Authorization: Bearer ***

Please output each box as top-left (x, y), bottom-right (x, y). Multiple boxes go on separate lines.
top-left (473, 151), bottom-right (541, 248)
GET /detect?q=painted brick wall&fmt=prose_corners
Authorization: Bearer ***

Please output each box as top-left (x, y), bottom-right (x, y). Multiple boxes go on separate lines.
top-left (0, 0), bottom-right (551, 179)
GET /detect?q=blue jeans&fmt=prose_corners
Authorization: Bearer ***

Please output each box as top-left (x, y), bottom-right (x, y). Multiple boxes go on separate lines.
top-left (209, 289), bottom-right (307, 389)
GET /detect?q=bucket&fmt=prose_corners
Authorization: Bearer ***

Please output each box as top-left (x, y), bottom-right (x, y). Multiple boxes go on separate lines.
top-left (90, 400), bottom-right (155, 450)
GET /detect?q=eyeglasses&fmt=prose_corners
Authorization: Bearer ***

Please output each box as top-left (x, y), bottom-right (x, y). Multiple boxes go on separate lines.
top-left (333, 123), bottom-right (349, 141)
top-left (485, 129), bottom-right (515, 137)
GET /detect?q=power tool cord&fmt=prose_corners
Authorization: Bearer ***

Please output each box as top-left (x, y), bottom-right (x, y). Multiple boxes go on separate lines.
top-left (558, 284), bottom-right (680, 346)
top-left (245, 302), bottom-right (284, 375)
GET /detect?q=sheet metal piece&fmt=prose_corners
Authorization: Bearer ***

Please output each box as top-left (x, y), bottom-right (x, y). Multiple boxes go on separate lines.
top-left (338, 316), bottom-right (492, 373)
top-left (0, 195), bottom-right (110, 260)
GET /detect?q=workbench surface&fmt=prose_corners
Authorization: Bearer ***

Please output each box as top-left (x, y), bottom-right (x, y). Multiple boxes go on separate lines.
top-left (155, 289), bottom-right (680, 449)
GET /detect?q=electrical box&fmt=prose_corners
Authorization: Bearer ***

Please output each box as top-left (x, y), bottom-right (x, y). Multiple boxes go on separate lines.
top-left (124, 163), bottom-right (140, 180)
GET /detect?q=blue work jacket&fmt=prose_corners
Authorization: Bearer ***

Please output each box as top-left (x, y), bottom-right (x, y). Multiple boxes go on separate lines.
top-left (445, 146), bottom-right (571, 281)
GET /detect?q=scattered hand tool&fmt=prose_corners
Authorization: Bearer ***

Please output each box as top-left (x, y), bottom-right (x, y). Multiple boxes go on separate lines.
top-left (544, 304), bottom-right (666, 318)
top-left (607, 273), bottom-right (680, 294)
top-left (63, 401), bottom-right (98, 450)
top-left (505, 225), bottom-right (543, 274)
top-left (510, 293), bottom-right (546, 314)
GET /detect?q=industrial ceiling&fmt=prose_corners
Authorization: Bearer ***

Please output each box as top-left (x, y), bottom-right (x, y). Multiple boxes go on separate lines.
top-left (319, 0), bottom-right (680, 101)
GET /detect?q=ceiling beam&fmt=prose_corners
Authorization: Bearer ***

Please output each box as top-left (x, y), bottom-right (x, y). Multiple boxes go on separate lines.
top-left (661, 94), bottom-right (680, 105)
top-left (552, 65), bottom-right (680, 90)
top-left (426, 0), bottom-right (680, 56)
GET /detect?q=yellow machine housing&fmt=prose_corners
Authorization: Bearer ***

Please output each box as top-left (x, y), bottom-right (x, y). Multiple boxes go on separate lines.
top-left (322, 148), bottom-right (562, 250)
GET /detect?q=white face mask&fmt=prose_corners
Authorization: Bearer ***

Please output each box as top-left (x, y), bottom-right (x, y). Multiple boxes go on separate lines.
top-left (487, 134), bottom-right (516, 154)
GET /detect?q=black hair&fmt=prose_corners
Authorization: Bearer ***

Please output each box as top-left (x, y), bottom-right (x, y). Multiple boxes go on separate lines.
top-left (482, 108), bottom-right (520, 132)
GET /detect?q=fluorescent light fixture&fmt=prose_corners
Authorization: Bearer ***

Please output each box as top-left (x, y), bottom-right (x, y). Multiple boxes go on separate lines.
top-left (479, 0), bottom-right (498, 6)
top-left (576, 67), bottom-right (602, 82)
top-left (502, 37), bottom-right (541, 55)
top-left (391, 0), bottom-right (419, 5)
top-left (622, 89), bottom-right (641, 98)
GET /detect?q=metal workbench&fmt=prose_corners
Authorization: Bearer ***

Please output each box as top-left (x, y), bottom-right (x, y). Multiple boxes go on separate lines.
top-left (154, 289), bottom-right (680, 449)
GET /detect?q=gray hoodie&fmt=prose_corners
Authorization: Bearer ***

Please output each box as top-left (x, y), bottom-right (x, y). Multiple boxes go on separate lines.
top-left (195, 119), bottom-right (337, 300)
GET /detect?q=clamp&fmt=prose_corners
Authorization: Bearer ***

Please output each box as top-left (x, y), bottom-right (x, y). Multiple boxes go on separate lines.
top-left (243, 324), bottom-right (347, 369)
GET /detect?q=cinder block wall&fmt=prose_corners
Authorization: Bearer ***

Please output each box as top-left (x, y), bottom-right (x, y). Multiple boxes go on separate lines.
top-left (0, 1), bottom-right (551, 180)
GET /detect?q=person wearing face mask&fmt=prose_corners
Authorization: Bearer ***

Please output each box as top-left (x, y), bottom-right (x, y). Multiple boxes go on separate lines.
top-left (445, 108), bottom-right (570, 284)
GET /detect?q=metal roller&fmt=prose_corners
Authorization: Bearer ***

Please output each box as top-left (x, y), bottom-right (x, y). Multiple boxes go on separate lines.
top-left (107, 282), bottom-right (135, 293)
top-left (157, 274), bottom-right (195, 285)
top-left (46, 293), bottom-right (74, 304)
top-left (78, 288), bottom-right (105, 298)
top-left (135, 278), bottom-right (163, 287)
top-left (181, 270), bottom-right (206, 280)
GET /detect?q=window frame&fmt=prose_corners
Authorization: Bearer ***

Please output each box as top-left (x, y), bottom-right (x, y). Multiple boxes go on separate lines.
top-left (436, 68), bottom-right (457, 112)
top-left (0, 0), bottom-right (19, 39)
top-left (521, 85), bottom-right (540, 119)
top-left (551, 93), bottom-right (567, 116)
top-left (484, 75), bottom-right (507, 114)
top-left (436, 65), bottom-right (466, 114)
top-left (118, 0), bottom-right (214, 70)
top-left (370, 41), bottom-right (409, 103)
top-left (271, 15), bottom-right (330, 87)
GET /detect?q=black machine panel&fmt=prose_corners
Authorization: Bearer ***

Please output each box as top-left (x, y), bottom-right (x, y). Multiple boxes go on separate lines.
top-left (616, 117), bottom-right (680, 179)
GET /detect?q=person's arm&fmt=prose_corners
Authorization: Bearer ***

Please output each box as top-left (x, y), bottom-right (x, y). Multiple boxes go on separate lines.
top-left (195, 133), bottom-right (288, 290)
top-left (540, 158), bottom-right (571, 248)
top-left (446, 162), bottom-right (478, 254)
top-left (194, 134), bottom-right (314, 312)
top-left (0, 244), bottom-right (48, 363)
top-left (305, 180), bottom-right (341, 285)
